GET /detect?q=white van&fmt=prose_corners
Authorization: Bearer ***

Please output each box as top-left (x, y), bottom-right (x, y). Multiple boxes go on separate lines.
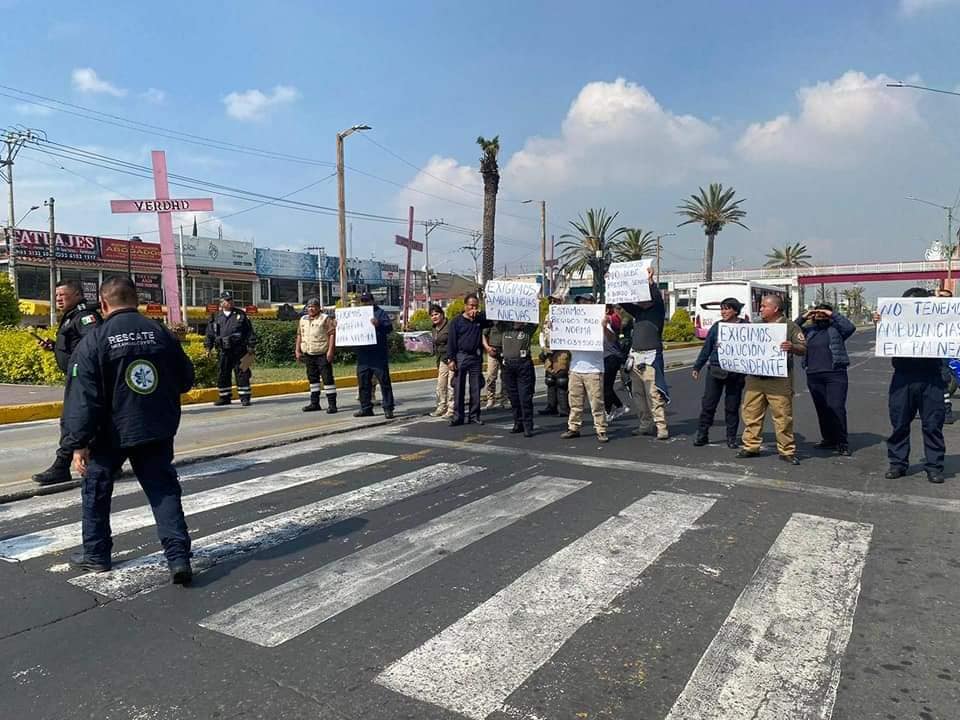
top-left (694, 281), bottom-right (789, 339)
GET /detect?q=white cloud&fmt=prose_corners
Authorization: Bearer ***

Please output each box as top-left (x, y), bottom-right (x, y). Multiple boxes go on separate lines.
top-left (71, 67), bottom-right (126, 97)
top-left (14, 103), bottom-right (52, 116)
top-left (899, 0), bottom-right (959, 16)
top-left (736, 71), bottom-right (923, 166)
top-left (141, 88), bottom-right (166, 104)
top-left (223, 85), bottom-right (300, 121)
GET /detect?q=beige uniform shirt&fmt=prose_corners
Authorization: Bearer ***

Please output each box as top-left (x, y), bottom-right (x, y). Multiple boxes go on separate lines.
top-left (299, 314), bottom-right (332, 355)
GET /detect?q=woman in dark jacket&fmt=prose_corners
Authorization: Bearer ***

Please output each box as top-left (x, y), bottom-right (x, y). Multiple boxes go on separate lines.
top-left (691, 297), bottom-right (746, 448)
top-left (797, 303), bottom-right (855, 455)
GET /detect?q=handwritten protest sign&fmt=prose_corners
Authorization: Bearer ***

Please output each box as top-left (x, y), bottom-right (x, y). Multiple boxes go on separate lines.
top-left (717, 322), bottom-right (788, 377)
top-left (548, 304), bottom-right (605, 351)
top-left (335, 305), bottom-right (376, 346)
top-left (605, 259), bottom-right (652, 304)
top-left (875, 296), bottom-right (960, 357)
top-left (484, 280), bottom-right (541, 322)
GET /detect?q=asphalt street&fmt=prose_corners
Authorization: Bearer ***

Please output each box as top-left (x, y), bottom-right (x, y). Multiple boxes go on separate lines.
top-left (0, 333), bottom-right (957, 719)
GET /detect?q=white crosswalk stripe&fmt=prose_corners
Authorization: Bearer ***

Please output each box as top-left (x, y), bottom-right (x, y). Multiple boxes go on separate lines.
top-left (199, 475), bottom-right (590, 647)
top-left (376, 491), bottom-right (717, 720)
top-left (664, 513), bottom-right (872, 720)
top-left (0, 452), bottom-right (393, 562)
top-left (71, 462), bottom-right (482, 600)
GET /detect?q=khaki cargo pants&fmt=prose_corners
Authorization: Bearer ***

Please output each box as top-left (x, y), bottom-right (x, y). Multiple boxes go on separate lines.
top-left (740, 376), bottom-right (796, 456)
top-left (567, 371), bottom-right (607, 435)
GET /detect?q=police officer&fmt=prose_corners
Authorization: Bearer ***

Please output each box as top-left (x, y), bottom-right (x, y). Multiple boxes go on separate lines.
top-left (62, 276), bottom-right (194, 583)
top-left (205, 291), bottom-right (256, 406)
top-left (354, 292), bottom-right (396, 419)
top-left (32, 278), bottom-right (101, 485)
top-left (501, 322), bottom-right (537, 437)
top-left (538, 297), bottom-right (570, 417)
top-left (296, 297), bottom-right (337, 413)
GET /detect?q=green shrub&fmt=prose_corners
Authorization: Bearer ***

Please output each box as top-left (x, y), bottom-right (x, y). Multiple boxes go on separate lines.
top-left (445, 299), bottom-right (464, 321)
top-left (250, 319), bottom-right (298, 365)
top-left (181, 333), bottom-right (219, 388)
top-left (0, 276), bottom-right (21, 326)
top-left (0, 327), bottom-right (63, 384)
top-left (408, 308), bottom-right (433, 331)
top-left (663, 308), bottom-right (696, 343)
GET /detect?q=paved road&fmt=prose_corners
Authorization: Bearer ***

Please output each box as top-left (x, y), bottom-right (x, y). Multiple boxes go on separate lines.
top-left (0, 335), bottom-right (957, 719)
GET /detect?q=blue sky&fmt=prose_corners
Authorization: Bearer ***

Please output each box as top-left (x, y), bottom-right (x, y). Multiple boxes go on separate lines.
top-left (2, 0), bottom-right (960, 285)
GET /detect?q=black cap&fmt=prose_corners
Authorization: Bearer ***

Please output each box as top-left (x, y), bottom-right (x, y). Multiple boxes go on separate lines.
top-left (219, 291), bottom-right (233, 301)
top-left (306, 297), bottom-right (321, 308)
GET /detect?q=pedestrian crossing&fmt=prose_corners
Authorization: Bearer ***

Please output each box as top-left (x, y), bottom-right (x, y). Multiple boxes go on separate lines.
top-left (0, 431), bottom-right (875, 720)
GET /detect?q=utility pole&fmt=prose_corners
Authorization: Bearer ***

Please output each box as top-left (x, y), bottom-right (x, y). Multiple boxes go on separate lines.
top-left (305, 245), bottom-right (327, 307)
top-left (655, 232), bottom-right (676, 280)
top-left (44, 197), bottom-right (56, 325)
top-left (539, 201), bottom-right (547, 296)
top-left (422, 218), bottom-right (443, 304)
top-left (2, 128), bottom-right (41, 294)
top-left (336, 124), bottom-right (371, 304)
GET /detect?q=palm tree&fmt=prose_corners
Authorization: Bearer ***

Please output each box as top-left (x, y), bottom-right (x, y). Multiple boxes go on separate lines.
top-left (842, 286), bottom-right (866, 318)
top-left (614, 228), bottom-right (658, 262)
top-left (764, 242), bottom-right (812, 268)
top-left (676, 183), bottom-right (749, 281)
top-left (477, 135), bottom-right (500, 286)
top-left (557, 208), bottom-right (627, 299)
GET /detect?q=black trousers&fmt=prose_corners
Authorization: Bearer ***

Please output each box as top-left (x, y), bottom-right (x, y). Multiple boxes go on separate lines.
top-left (603, 354), bottom-right (624, 412)
top-left (887, 374), bottom-right (945, 472)
top-left (82, 438), bottom-right (190, 564)
top-left (697, 370), bottom-right (745, 439)
top-left (55, 384), bottom-right (71, 464)
top-left (304, 353), bottom-right (336, 399)
top-left (503, 359), bottom-right (535, 429)
top-left (806, 370), bottom-right (849, 447)
top-left (545, 373), bottom-right (570, 414)
top-left (453, 353), bottom-right (483, 422)
top-left (358, 363), bottom-right (394, 413)
top-left (217, 349), bottom-right (251, 400)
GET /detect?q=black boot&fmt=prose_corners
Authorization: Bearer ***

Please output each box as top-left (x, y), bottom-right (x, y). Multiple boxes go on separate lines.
top-left (169, 558), bottom-right (193, 585)
top-left (693, 431), bottom-right (709, 447)
top-left (213, 397), bottom-right (231, 407)
top-left (303, 391), bottom-right (321, 412)
top-left (510, 422), bottom-right (524, 434)
top-left (326, 395), bottom-right (338, 414)
top-left (33, 456), bottom-right (72, 485)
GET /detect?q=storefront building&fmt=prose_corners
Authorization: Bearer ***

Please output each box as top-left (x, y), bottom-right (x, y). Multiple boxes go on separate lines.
top-left (176, 235), bottom-right (257, 307)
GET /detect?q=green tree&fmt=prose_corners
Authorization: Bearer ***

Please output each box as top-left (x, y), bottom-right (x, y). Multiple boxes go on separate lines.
top-left (842, 286), bottom-right (865, 318)
top-left (0, 275), bottom-right (21, 326)
top-left (557, 208), bottom-right (627, 299)
top-left (676, 183), bottom-right (749, 281)
top-left (614, 228), bottom-right (657, 262)
top-left (445, 298), bottom-right (465, 321)
top-left (477, 135), bottom-right (500, 285)
top-left (408, 308), bottom-right (433, 331)
top-left (764, 242), bottom-right (812, 269)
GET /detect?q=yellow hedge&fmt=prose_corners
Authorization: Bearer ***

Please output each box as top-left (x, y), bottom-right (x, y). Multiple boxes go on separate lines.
top-left (0, 327), bottom-right (63, 384)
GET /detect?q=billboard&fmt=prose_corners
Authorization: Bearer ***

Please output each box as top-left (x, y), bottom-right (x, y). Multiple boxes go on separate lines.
top-left (100, 238), bottom-right (162, 266)
top-left (255, 248), bottom-right (319, 280)
top-left (175, 235), bottom-right (255, 271)
top-left (12, 229), bottom-right (99, 262)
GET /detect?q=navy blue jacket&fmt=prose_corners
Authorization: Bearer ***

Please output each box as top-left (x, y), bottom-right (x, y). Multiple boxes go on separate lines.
top-left (796, 313), bottom-right (855, 370)
top-left (693, 318), bottom-right (747, 371)
top-left (446, 312), bottom-right (489, 362)
top-left (356, 306), bottom-right (393, 367)
top-left (63, 308), bottom-right (195, 450)
top-left (54, 301), bottom-right (102, 373)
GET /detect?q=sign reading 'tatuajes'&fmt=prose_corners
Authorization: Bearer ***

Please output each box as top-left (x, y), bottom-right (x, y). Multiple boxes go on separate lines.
top-left (12, 229), bottom-right (99, 262)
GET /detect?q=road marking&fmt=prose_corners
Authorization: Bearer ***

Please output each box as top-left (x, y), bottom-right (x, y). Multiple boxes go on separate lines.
top-left (70, 462), bottom-right (482, 600)
top-left (376, 434), bottom-right (960, 514)
top-left (664, 513), bottom-right (872, 720)
top-left (0, 427), bottom-right (392, 526)
top-left (0, 452), bottom-right (393, 562)
top-left (376, 491), bottom-right (716, 720)
top-left (200, 475), bottom-right (589, 646)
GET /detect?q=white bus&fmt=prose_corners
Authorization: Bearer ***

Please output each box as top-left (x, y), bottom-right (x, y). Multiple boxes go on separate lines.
top-left (694, 280), bottom-right (789, 339)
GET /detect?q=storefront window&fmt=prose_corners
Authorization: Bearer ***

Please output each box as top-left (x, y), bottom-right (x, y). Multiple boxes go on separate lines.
top-left (16, 267), bottom-right (50, 301)
top-left (259, 278), bottom-right (270, 302)
top-left (221, 280), bottom-right (253, 306)
top-left (195, 277), bottom-right (222, 306)
top-left (59, 268), bottom-right (100, 301)
top-left (269, 278), bottom-right (299, 303)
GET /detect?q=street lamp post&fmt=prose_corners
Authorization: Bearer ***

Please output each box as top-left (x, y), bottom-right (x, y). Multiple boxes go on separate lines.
top-left (336, 124), bottom-right (371, 304)
top-left (907, 195), bottom-right (957, 285)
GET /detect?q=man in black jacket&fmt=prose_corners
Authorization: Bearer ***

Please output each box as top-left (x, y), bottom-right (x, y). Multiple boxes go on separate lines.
top-left (354, 292), bottom-right (396, 419)
top-left (446, 293), bottom-right (488, 425)
top-left (33, 279), bottom-right (102, 485)
top-left (205, 291), bottom-right (256, 406)
top-left (62, 276), bottom-right (195, 583)
top-left (691, 297), bottom-right (746, 448)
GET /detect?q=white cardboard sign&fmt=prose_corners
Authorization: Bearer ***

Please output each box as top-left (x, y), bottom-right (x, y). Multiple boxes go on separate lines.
top-left (335, 305), bottom-right (377, 346)
top-left (717, 322), bottom-right (788, 377)
top-left (875, 296), bottom-right (960, 357)
top-left (548, 304), bottom-right (605, 351)
top-left (484, 280), bottom-right (541, 322)
top-left (605, 260), bottom-right (652, 304)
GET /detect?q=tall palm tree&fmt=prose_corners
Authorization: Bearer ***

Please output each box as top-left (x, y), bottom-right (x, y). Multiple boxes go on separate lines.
top-left (676, 183), bottom-right (749, 281)
top-left (614, 228), bottom-right (658, 262)
top-left (477, 135), bottom-right (500, 286)
top-left (764, 242), bottom-right (812, 268)
top-left (842, 285), bottom-right (866, 317)
top-left (557, 208), bottom-right (627, 299)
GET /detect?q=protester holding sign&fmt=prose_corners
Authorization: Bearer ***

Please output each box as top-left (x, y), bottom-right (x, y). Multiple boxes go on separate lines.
top-left (875, 287), bottom-right (947, 483)
top-left (501, 322), bottom-right (538, 437)
top-left (559, 296), bottom-right (609, 443)
top-left (620, 266), bottom-right (670, 440)
top-left (446, 293), bottom-right (489, 425)
top-left (691, 297), bottom-right (746, 448)
top-left (605, 260), bottom-right (652, 305)
top-left (797, 303), bottom-right (855, 456)
top-left (538, 297), bottom-right (571, 417)
top-left (352, 293), bottom-right (395, 419)
top-left (737, 295), bottom-right (806, 464)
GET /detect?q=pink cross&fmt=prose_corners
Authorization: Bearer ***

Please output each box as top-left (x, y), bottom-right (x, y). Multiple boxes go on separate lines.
top-left (109, 150), bottom-right (213, 325)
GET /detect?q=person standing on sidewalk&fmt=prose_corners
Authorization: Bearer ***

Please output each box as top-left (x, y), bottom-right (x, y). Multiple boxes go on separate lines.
top-left (538, 297), bottom-right (571, 417)
top-left (620, 267), bottom-right (671, 440)
top-left (737, 295), bottom-right (806, 465)
top-left (430, 304), bottom-right (454, 418)
top-left (501, 322), bottom-right (537, 437)
top-left (602, 305), bottom-right (626, 422)
top-left (446, 293), bottom-right (488, 426)
top-left (33, 278), bottom-right (101, 486)
top-left (691, 297), bottom-right (746, 448)
top-left (296, 298), bottom-right (337, 414)
top-left (62, 276), bottom-right (194, 584)
top-left (482, 321), bottom-right (507, 409)
top-left (205, 291), bottom-right (256, 407)
top-left (354, 292), bottom-right (395, 419)
top-left (797, 303), bottom-right (855, 456)
top-left (560, 295), bottom-right (609, 443)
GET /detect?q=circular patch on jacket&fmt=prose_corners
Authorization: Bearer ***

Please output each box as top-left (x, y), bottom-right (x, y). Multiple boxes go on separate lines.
top-left (125, 360), bottom-right (158, 395)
